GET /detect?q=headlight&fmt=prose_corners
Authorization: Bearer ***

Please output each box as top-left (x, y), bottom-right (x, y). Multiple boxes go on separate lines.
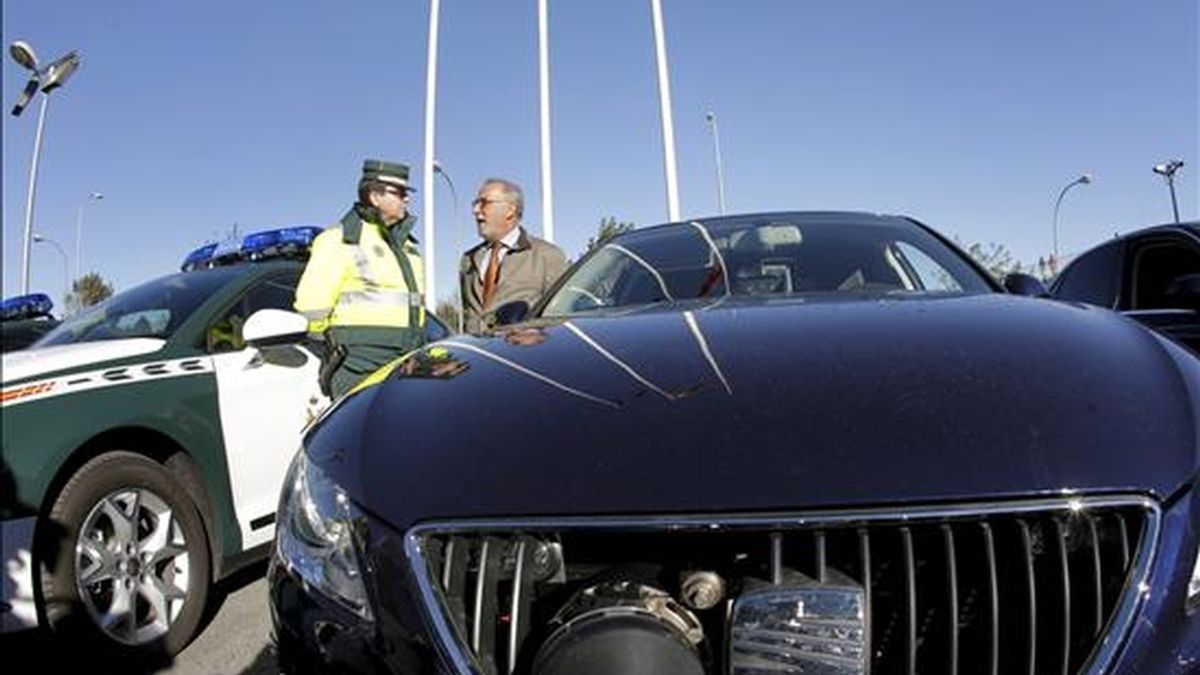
top-left (276, 451), bottom-right (373, 620)
top-left (1189, 542), bottom-right (1200, 611)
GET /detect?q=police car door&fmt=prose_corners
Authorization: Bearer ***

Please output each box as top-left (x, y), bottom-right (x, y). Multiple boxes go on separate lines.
top-left (207, 271), bottom-right (322, 549)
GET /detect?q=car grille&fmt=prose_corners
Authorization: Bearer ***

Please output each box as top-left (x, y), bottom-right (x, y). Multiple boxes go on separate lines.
top-left (405, 496), bottom-right (1158, 675)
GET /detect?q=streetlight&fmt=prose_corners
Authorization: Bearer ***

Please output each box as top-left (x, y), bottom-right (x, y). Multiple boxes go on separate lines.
top-left (1152, 159), bottom-right (1184, 224)
top-left (704, 110), bottom-right (727, 215)
top-left (33, 233), bottom-right (69, 306)
top-left (75, 191), bottom-right (104, 281)
top-left (1051, 172), bottom-right (1092, 272)
top-left (432, 160), bottom-right (463, 333)
top-left (9, 40), bottom-right (83, 294)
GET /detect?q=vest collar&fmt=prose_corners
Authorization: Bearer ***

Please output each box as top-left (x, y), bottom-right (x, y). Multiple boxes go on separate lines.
top-left (341, 207), bottom-right (419, 245)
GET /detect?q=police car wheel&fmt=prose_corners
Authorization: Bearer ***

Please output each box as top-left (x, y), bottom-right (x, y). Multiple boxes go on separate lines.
top-left (38, 451), bottom-right (211, 658)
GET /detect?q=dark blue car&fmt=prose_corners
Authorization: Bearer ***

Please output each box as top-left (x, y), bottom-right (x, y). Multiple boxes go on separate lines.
top-left (1049, 221), bottom-right (1200, 354)
top-left (268, 212), bottom-right (1200, 674)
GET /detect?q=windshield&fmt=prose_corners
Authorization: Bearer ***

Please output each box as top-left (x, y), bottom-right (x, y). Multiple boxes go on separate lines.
top-left (36, 268), bottom-right (244, 346)
top-left (541, 215), bottom-right (993, 317)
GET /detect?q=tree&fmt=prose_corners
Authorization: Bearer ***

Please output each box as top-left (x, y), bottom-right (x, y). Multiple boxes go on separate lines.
top-left (584, 216), bottom-right (635, 254)
top-left (958, 241), bottom-right (1037, 282)
top-left (64, 272), bottom-right (114, 315)
top-left (434, 297), bottom-right (462, 334)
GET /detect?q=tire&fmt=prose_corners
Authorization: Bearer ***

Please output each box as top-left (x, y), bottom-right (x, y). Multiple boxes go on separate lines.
top-left (37, 451), bottom-right (212, 660)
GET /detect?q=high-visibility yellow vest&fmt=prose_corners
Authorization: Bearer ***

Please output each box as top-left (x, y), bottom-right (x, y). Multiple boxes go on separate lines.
top-left (294, 219), bottom-right (425, 334)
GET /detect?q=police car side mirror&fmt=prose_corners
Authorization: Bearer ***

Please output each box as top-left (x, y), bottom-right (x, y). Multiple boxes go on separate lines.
top-left (244, 309), bottom-right (309, 347)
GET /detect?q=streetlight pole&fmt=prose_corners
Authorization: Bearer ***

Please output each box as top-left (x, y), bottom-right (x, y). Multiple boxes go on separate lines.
top-left (422, 0), bottom-right (441, 310)
top-left (704, 110), bottom-right (727, 215)
top-left (433, 161), bottom-right (463, 333)
top-left (1051, 172), bottom-right (1092, 272)
top-left (1153, 159), bottom-right (1184, 224)
top-left (74, 191), bottom-right (103, 281)
top-left (9, 41), bottom-right (82, 294)
top-left (20, 97), bottom-right (49, 295)
top-left (650, 0), bottom-right (681, 222)
top-left (33, 233), bottom-right (69, 306)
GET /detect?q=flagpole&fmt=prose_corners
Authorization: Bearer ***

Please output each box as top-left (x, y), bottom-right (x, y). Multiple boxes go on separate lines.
top-left (650, 0), bottom-right (680, 222)
top-left (538, 0), bottom-right (555, 243)
top-left (422, 0), bottom-right (441, 307)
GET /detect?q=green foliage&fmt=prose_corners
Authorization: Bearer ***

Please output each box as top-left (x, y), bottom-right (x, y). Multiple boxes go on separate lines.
top-left (584, 216), bottom-right (635, 254)
top-left (957, 240), bottom-right (1051, 282)
top-left (434, 297), bottom-right (462, 334)
top-left (64, 272), bottom-right (114, 315)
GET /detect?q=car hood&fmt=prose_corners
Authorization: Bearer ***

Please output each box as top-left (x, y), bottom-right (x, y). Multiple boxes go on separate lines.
top-left (1, 338), bottom-right (166, 385)
top-left (307, 295), bottom-right (1199, 529)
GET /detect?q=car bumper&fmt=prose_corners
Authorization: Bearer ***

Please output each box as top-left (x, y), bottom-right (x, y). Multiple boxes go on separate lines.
top-left (270, 493), bottom-right (1200, 675)
top-left (269, 540), bottom-right (447, 675)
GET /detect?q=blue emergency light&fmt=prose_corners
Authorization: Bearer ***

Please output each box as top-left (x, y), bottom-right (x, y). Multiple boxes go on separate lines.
top-left (181, 225), bottom-right (323, 271)
top-left (1, 293), bottom-right (54, 321)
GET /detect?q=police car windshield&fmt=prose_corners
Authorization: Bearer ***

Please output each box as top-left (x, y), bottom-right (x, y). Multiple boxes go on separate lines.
top-left (36, 268), bottom-right (244, 347)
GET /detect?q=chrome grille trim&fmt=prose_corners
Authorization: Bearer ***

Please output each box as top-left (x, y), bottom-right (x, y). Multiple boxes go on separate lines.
top-left (404, 495), bottom-right (1160, 675)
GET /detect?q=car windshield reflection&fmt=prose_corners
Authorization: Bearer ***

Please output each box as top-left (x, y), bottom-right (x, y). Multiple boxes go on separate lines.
top-left (540, 215), bottom-right (993, 317)
top-left (36, 267), bottom-right (245, 347)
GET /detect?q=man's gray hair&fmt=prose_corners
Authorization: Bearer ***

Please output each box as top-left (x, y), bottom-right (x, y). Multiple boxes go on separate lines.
top-left (482, 177), bottom-right (524, 219)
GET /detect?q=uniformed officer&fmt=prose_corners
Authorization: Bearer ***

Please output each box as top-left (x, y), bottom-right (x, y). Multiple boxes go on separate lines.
top-left (294, 159), bottom-right (426, 398)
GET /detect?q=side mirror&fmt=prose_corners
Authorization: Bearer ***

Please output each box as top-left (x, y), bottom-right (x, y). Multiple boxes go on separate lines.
top-left (243, 309), bottom-right (309, 347)
top-left (1165, 273), bottom-right (1200, 310)
top-left (492, 300), bottom-right (530, 327)
top-left (1003, 273), bottom-right (1047, 297)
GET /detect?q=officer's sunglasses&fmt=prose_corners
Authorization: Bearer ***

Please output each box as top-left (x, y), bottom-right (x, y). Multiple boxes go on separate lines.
top-left (381, 186), bottom-right (408, 198)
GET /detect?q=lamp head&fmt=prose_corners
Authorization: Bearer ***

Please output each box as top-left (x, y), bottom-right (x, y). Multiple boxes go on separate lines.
top-left (40, 51), bottom-right (80, 93)
top-left (1078, 173), bottom-right (1092, 184)
top-left (1153, 159), bottom-right (1184, 176)
top-left (9, 41), bottom-right (38, 71)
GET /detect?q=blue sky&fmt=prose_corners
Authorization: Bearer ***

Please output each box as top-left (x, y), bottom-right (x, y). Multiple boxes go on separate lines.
top-left (3, 1), bottom-right (1196, 308)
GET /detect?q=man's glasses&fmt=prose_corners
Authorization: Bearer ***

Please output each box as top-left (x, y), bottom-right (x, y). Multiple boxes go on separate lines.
top-left (381, 186), bottom-right (408, 198)
top-left (472, 197), bottom-right (510, 208)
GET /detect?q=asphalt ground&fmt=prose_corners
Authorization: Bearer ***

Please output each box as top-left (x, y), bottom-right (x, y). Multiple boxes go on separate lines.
top-left (1, 561), bottom-right (278, 675)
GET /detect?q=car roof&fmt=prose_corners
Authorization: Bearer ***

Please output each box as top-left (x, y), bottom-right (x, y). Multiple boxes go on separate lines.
top-left (634, 210), bottom-right (916, 234)
top-left (1115, 221), bottom-right (1200, 241)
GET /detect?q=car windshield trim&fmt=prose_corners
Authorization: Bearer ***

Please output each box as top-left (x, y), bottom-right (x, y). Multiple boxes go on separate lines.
top-left (689, 220), bottom-right (731, 297)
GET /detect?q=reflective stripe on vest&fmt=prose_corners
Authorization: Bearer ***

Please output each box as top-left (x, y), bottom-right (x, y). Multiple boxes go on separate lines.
top-left (340, 289), bottom-right (423, 307)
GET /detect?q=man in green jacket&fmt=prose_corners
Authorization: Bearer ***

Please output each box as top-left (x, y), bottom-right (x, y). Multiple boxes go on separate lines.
top-left (459, 177), bottom-right (568, 333)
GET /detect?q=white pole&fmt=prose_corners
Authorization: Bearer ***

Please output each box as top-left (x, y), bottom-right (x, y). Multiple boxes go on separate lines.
top-left (650, 0), bottom-right (680, 222)
top-left (422, 0), bottom-right (441, 309)
top-left (74, 203), bottom-right (83, 281)
top-left (538, 0), bottom-right (555, 243)
top-left (706, 110), bottom-right (727, 215)
top-left (21, 96), bottom-right (49, 295)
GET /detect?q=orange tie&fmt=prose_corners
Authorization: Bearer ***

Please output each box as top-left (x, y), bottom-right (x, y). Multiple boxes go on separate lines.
top-left (481, 241), bottom-right (502, 309)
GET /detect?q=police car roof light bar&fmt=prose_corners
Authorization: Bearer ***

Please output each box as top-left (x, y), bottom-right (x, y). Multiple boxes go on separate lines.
top-left (1, 292), bottom-right (54, 321)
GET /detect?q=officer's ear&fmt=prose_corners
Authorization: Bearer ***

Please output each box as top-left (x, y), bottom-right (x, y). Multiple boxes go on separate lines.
top-left (366, 189), bottom-right (384, 209)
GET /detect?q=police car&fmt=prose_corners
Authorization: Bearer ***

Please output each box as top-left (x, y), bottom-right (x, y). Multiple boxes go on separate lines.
top-left (1, 293), bottom-right (61, 352)
top-left (0, 226), bottom-right (448, 657)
